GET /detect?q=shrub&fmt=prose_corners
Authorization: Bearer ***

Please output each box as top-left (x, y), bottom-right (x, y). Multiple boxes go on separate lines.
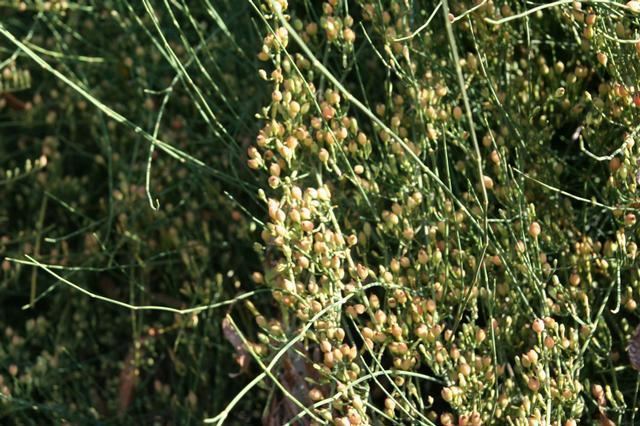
top-left (2, 1), bottom-right (640, 425)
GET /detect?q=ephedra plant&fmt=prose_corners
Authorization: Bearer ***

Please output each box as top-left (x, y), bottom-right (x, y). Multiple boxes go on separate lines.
top-left (1, 0), bottom-right (640, 425)
top-left (237, 0), bottom-right (640, 425)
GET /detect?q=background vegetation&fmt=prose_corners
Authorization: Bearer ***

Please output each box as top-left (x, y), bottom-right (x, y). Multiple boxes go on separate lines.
top-left (1, 1), bottom-right (640, 425)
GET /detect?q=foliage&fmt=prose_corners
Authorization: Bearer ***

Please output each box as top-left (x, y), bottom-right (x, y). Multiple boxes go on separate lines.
top-left (2, 1), bottom-right (640, 425)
